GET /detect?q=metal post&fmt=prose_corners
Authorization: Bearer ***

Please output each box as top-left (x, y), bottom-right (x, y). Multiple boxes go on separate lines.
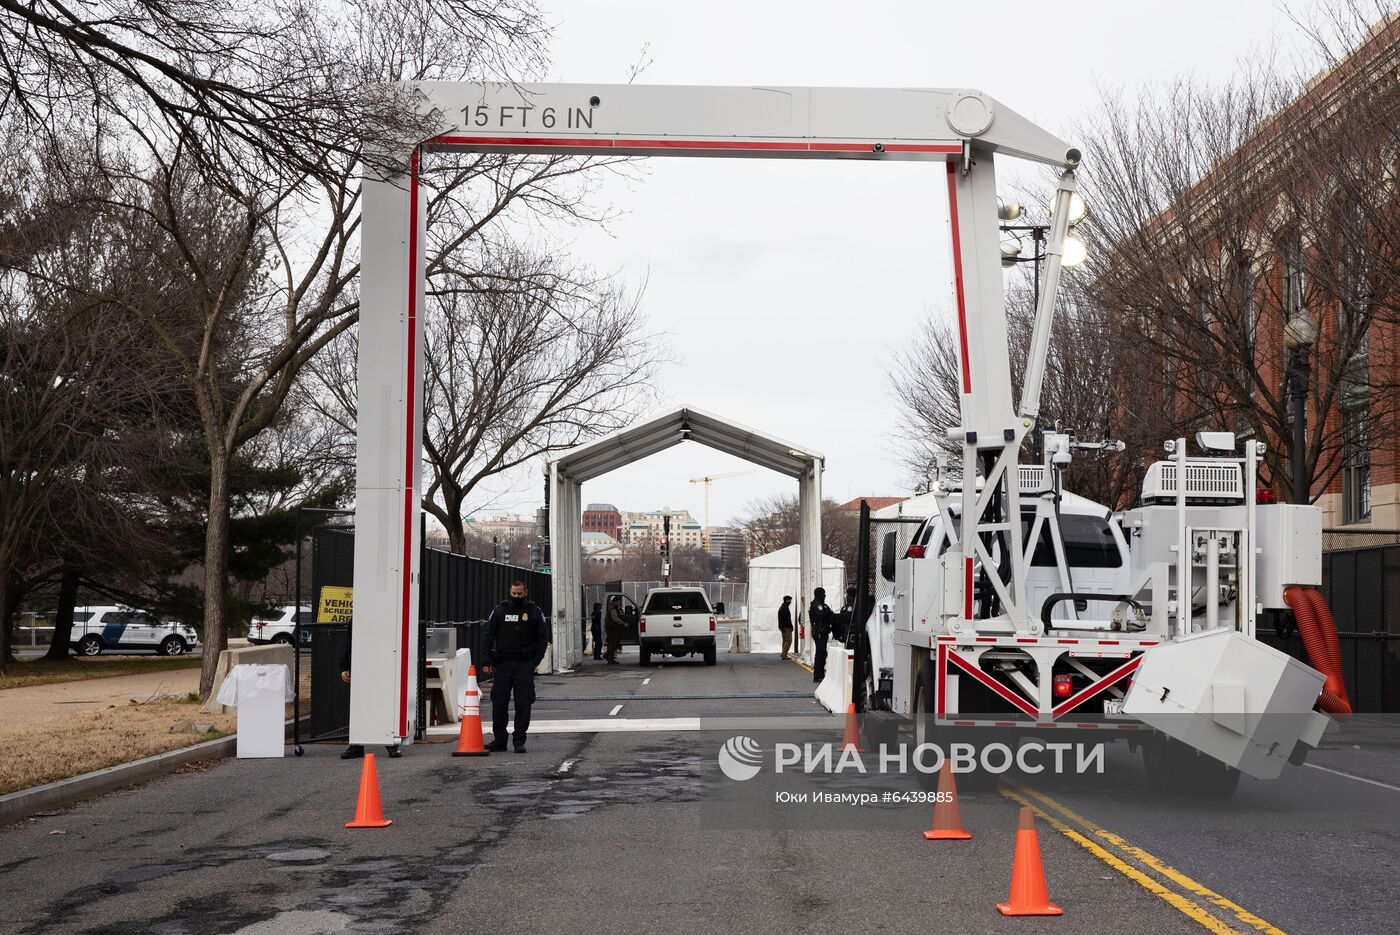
top-left (293, 507), bottom-right (303, 755)
top-left (1289, 346), bottom-right (1311, 504)
top-left (850, 499), bottom-right (871, 711)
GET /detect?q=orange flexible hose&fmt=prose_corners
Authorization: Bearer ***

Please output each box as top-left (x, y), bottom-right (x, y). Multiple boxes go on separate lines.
top-left (1283, 586), bottom-right (1353, 714)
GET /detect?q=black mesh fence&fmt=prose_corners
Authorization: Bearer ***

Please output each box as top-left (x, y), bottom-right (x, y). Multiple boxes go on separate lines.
top-left (295, 519), bottom-right (550, 747)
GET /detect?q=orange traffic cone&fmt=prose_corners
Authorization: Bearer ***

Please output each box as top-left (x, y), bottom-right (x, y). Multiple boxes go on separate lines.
top-left (841, 703), bottom-right (864, 753)
top-left (345, 753), bottom-right (392, 829)
top-left (996, 807), bottom-right (1062, 916)
top-left (452, 665), bottom-right (489, 757)
top-left (922, 760), bottom-right (972, 840)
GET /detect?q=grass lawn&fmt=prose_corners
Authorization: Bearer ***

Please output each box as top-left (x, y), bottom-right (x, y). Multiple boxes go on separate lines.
top-left (0, 695), bottom-right (236, 794)
top-left (0, 655), bottom-right (204, 691)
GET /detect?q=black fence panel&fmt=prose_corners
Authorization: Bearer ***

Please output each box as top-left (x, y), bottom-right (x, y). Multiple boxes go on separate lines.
top-left (419, 547), bottom-right (551, 622)
top-left (309, 622), bottom-right (352, 741)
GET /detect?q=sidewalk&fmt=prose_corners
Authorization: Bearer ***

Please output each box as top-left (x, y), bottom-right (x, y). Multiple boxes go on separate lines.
top-left (0, 668), bottom-right (202, 729)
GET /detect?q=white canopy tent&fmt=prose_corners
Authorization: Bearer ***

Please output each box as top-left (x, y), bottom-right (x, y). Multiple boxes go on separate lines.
top-left (545, 407), bottom-right (824, 670)
top-left (747, 545), bottom-right (845, 658)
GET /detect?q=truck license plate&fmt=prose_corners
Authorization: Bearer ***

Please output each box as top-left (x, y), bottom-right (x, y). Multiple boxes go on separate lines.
top-left (671, 637), bottom-right (685, 645)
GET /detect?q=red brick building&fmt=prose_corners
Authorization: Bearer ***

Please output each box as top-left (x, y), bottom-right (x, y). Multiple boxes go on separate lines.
top-left (1097, 16), bottom-right (1400, 529)
top-left (581, 502), bottom-right (622, 540)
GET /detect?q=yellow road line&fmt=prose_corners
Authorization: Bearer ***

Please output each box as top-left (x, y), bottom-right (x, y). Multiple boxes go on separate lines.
top-left (1005, 782), bottom-right (1287, 935)
top-left (999, 787), bottom-right (1243, 934)
top-left (789, 657), bottom-right (813, 673)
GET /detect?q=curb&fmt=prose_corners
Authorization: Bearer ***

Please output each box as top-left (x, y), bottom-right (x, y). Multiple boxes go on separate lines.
top-left (0, 717), bottom-right (308, 826)
top-left (0, 734), bottom-right (237, 826)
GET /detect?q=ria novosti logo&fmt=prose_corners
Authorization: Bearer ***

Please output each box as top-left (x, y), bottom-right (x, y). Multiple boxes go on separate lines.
top-left (717, 736), bottom-right (763, 781)
top-left (717, 736), bottom-right (1106, 780)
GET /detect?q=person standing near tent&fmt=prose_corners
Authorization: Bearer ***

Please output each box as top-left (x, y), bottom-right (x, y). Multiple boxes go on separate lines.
top-left (481, 580), bottom-right (550, 753)
top-left (590, 602), bottom-right (604, 660)
top-left (777, 595), bottom-right (794, 660)
top-left (810, 587), bottom-right (835, 683)
top-left (604, 595), bottom-right (626, 664)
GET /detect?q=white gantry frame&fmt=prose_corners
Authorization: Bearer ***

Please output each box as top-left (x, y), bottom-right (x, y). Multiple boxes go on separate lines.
top-left (351, 82), bottom-right (1079, 745)
top-left (545, 406), bottom-right (823, 672)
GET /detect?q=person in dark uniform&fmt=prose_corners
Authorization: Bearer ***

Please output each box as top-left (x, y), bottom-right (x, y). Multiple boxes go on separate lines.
top-left (604, 595), bottom-right (626, 664)
top-left (810, 587), bottom-right (835, 683)
top-left (338, 630), bottom-right (402, 759)
top-left (590, 602), bottom-right (604, 660)
top-left (482, 580), bottom-right (550, 753)
top-left (777, 595), bottom-right (794, 660)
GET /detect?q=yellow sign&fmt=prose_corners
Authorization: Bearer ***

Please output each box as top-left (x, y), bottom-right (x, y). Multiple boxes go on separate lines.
top-left (317, 586), bottom-right (354, 623)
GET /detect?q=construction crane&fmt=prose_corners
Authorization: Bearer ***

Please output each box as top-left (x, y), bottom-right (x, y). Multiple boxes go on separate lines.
top-left (689, 469), bottom-right (757, 551)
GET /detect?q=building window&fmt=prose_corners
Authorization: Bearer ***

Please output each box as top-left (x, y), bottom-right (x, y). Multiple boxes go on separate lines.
top-left (1341, 407), bottom-right (1371, 524)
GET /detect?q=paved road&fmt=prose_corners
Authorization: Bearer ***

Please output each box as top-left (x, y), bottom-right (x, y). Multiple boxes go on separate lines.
top-left (1, 646), bottom-right (1395, 934)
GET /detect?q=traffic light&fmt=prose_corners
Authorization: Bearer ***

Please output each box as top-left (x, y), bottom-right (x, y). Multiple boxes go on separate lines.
top-left (528, 542), bottom-right (542, 568)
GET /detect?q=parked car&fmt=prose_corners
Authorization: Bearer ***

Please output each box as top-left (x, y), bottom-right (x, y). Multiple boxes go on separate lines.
top-left (637, 586), bottom-right (717, 666)
top-left (247, 605), bottom-right (312, 646)
top-left (69, 606), bottom-right (200, 656)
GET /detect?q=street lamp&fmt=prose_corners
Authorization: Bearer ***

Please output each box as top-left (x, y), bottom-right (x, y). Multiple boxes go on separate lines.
top-left (1283, 311), bottom-right (1317, 505)
top-left (999, 196), bottom-right (1090, 313)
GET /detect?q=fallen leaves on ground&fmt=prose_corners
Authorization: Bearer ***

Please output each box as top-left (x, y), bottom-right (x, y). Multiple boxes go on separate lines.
top-left (0, 696), bottom-right (235, 794)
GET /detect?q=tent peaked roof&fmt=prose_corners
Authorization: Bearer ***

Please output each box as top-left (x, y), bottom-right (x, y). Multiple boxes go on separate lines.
top-left (548, 406), bottom-right (823, 483)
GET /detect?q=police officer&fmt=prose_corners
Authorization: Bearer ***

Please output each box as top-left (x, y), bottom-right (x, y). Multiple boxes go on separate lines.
top-left (590, 602), bottom-right (604, 660)
top-left (604, 595), bottom-right (626, 664)
top-left (482, 580), bottom-right (550, 753)
top-left (810, 587), bottom-right (835, 683)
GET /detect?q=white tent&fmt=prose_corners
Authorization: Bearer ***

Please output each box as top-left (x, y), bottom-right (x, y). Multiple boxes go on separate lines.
top-left (747, 545), bottom-right (845, 656)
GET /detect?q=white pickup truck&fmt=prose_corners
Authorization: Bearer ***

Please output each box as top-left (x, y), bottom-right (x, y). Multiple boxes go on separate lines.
top-left (638, 586), bottom-right (717, 667)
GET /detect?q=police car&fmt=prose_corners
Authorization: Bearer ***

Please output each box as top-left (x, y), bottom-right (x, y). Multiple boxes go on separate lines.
top-left (69, 606), bottom-right (200, 656)
top-left (247, 604), bottom-right (312, 646)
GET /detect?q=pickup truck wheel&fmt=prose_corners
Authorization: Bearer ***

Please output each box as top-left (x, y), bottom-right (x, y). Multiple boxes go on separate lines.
top-left (639, 646), bottom-right (651, 666)
top-left (703, 643), bottom-right (717, 666)
top-left (159, 636), bottom-right (187, 656)
top-left (77, 635), bottom-right (104, 657)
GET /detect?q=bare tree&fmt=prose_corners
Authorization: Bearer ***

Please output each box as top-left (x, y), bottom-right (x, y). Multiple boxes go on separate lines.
top-left (1, 2), bottom-right (580, 695)
top-left (1079, 31), bottom-right (1400, 504)
top-left (889, 277), bottom-right (1131, 507)
top-left (732, 495), bottom-right (861, 572)
top-left (0, 0), bottom-right (549, 183)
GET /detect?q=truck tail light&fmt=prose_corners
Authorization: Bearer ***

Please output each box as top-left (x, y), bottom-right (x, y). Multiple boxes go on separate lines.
top-left (905, 544), bottom-right (926, 559)
top-left (639, 617), bottom-right (646, 633)
top-left (1053, 674), bottom-right (1074, 699)
top-left (709, 617), bottom-right (716, 631)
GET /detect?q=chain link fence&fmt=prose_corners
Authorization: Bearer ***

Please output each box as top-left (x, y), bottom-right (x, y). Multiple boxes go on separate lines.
top-left (1322, 527), bottom-right (1400, 552)
top-left (583, 580), bottom-right (748, 616)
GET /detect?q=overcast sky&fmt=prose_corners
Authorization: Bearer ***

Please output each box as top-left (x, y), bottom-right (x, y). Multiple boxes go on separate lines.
top-left (475, 0), bottom-right (1310, 528)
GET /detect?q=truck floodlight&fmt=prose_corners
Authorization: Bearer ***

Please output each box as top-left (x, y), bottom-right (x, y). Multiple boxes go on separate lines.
top-left (1048, 191), bottom-right (1088, 225)
top-left (1000, 236), bottom-right (1023, 258)
top-left (997, 201), bottom-right (1023, 221)
top-left (1060, 234), bottom-right (1088, 267)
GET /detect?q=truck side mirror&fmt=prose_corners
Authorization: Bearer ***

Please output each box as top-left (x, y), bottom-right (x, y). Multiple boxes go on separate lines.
top-left (880, 531), bottom-right (898, 581)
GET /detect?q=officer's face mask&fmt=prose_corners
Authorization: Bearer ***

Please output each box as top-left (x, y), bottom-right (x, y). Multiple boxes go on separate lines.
top-left (510, 595), bottom-right (526, 608)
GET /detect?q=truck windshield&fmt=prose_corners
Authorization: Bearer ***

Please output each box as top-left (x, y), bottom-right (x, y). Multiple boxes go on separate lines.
top-left (644, 591), bottom-right (710, 614)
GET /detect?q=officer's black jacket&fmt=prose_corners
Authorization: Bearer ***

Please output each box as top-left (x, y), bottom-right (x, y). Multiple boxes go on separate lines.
top-left (482, 600), bottom-right (550, 667)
